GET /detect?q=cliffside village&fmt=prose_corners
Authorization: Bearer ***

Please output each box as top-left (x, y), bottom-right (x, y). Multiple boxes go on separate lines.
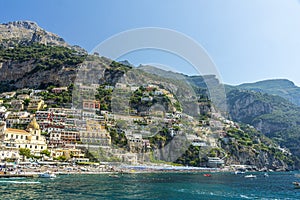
top-left (0, 82), bottom-right (267, 169)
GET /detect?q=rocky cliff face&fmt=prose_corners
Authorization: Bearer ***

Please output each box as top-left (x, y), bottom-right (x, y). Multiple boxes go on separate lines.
top-left (0, 60), bottom-right (77, 89)
top-left (223, 146), bottom-right (289, 170)
top-left (0, 21), bottom-right (67, 47)
top-left (0, 21), bottom-right (87, 91)
top-left (0, 21), bottom-right (86, 53)
top-left (227, 90), bottom-right (273, 124)
top-left (227, 89), bottom-right (300, 167)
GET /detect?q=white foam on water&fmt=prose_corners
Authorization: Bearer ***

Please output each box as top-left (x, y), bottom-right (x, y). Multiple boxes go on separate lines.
top-left (240, 194), bottom-right (251, 199)
top-left (0, 180), bottom-right (41, 184)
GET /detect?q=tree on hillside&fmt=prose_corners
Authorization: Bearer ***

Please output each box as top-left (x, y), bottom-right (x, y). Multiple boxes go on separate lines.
top-left (19, 148), bottom-right (31, 161)
top-left (40, 149), bottom-right (51, 157)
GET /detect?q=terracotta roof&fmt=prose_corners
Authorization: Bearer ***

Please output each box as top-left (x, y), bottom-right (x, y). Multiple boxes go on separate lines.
top-left (5, 128), bottom-right (29, 135)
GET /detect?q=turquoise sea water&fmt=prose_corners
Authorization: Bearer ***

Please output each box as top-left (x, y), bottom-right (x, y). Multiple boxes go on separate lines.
top-left (0, 172), bottom-right (299, 200)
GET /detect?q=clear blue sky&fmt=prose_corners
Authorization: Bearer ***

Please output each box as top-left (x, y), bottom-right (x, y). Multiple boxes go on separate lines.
top-left (1, 0), bottom-right (300, 86)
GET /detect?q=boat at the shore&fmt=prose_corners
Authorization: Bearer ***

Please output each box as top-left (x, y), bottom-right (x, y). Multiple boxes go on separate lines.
top-left (293, 182), bottom-right (300, 189)
top-left (234, 171), bottom-right (245, 175)
top-left (244, 174), bottom-right (256, 178)
top-left (39, 172), bottom-right (56, 178)
top-left (109, 174), bottom-right (120, 178)
top-left (203, 174), bottom-right (212, 177)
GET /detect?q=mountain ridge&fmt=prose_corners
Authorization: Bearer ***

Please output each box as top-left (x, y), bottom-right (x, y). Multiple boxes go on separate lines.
top-left (0, 21), bottom-right (86, 54)
top-left (233, 79), bottom-right (300, 106)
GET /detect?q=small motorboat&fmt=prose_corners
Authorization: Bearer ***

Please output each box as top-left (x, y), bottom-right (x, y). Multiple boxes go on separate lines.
top-left (109, 174), bottom-right (120, 178)
top-left (264, 173), bottom-right (269, 177)
top-left (39, 172), bottom-right (56, 178)
top-left (244, 174), bottom-right (256, 178)
top-left (234, 171), bottom-right (245, 175)
top-left (293, 182), bottom-right (300, 189)
top-left (203, 174), bottom-right (212, 177)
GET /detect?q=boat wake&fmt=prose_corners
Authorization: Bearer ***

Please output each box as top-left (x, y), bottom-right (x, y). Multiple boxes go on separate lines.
top-left (0, 180), bottom-right (41, 184)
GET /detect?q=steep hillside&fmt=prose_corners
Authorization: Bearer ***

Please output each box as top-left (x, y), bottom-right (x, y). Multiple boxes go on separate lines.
top-left (0, 42), bottom-right (86, 91)
top-left (227, 89), bottom-right (300, 166)
top-left (0, 21), bottom-right (87, 92)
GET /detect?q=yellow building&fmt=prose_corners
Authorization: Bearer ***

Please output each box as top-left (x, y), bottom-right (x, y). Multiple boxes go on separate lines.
top-left (27, 99), bottom-right (46, 111)
top-left (80, 120), bottom-right (111, 146)
top-left (2, 118), bottom-right (47, 155)
top-left (50, 148), bottom-right (85, 159)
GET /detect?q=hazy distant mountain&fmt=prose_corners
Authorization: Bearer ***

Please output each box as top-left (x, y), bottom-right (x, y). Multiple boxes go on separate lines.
top-left (235, 79), bottom-right (300, 106)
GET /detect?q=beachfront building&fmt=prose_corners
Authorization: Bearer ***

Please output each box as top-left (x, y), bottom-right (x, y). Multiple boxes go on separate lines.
top-left (1, 118), bottom-right (47, 156)
top-left (79, 120), bottom-right (111, 146)
top-left (50, 148), bottom-right (85, 160)
top-left (207, 157), bottom-right (225, 168)
top-left (0, 149), bottom-right (20, 161)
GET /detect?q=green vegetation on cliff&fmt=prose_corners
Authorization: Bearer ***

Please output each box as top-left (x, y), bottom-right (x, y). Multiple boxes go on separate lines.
top-left (0, 42), bottom-right (86, 68)
top-left (227, 89), bottom-right (300, 167)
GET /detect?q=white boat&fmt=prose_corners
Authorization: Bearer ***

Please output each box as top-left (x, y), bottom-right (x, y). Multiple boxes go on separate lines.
top-left (109, 174), bottom-right (120, 178)
top-left (234, 171), bottom-right (245, 175)
top-left (264, 173), bottom-right (269, 177)
top-left (293, 182), bottom-right (300, 189)
top-left (39, 172), bottom-right (56, 178)
top-left (244, 174), bottom-right (256, 178)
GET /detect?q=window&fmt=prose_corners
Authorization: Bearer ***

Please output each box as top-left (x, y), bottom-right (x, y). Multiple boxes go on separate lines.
top-left (35, 146), bottom-right (37, 149)
top-left (21, 135), bottom-right (23, 139)
top-left (41, 146), bottom-right (43, 149)
top-left (16, 135), bottom-right (18, 139)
